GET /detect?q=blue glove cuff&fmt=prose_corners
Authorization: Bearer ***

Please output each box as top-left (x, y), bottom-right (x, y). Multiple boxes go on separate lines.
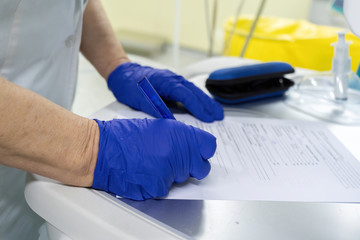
top-left (108, 62), bottom-right (137, 94)
top-left (92, 119), bottom-right (127, 193)
top-left (92, 119), bottom-right (110, 191)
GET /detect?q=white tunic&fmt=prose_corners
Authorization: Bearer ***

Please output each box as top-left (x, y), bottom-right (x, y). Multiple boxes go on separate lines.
top-left (0, 0), bottom-right (86, 238)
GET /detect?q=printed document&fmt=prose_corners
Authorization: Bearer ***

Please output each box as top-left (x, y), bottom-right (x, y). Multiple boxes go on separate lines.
top-left (115, 110), bottom-right (360, 202)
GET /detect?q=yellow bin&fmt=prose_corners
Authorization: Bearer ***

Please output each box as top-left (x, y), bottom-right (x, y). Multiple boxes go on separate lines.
top-left (223, 16), bottom-right (360, 72)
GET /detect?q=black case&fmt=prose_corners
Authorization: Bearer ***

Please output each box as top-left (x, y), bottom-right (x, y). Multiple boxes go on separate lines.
top-left (206, 62), bottom-right (295, 104)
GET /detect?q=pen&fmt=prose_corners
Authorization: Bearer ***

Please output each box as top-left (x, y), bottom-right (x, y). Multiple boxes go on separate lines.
top-left (137, 77), bottom-right (176, 120)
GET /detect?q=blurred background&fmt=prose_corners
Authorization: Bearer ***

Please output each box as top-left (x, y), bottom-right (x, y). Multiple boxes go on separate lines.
top-left (73, 0), bottom-right (355, 117)
top-left (101, 0), bottom-right (348, 68)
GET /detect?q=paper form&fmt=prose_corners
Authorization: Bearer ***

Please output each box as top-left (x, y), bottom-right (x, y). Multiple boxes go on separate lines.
top-left (115, 111), bottom-right (360, 202)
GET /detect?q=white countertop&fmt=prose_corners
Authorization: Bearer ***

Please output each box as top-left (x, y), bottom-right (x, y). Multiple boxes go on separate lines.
top-left (25, 57), bottom-right (360, 240)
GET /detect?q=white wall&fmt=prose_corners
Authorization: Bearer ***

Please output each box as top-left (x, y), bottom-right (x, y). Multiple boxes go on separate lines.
top-left (102, 0), bottom-right (312, 53)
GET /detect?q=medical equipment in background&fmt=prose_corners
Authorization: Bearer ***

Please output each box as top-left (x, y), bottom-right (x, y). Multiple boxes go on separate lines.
top-left (284, 0), bottom-right (360, 125)
top-left (205, 62), bottom-right (294, 104)
top-left (285, 34), bottom-right (360, 124)
top-left (221, 0), bottom-right (360, 124)
top-left (206, 0), bottom-right (267, 57)
top-left (223, 0), bottom-right (246, 55)
top-left (173, 0), bottom-right (181, 68)
top-left (204, 0), bottom-right (218, 57)
top-left (223, 16), bottom-right (360, 72)
top-left (239, 0), bottom-right (267, 58)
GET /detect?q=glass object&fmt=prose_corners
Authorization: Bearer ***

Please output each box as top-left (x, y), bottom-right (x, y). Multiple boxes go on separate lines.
top-left (285, 32), bottom-right (360, 125)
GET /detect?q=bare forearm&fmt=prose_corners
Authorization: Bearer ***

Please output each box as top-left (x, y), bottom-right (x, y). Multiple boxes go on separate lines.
top-left (0, 77), bottom-right (99, 187)
top-left (80, 0), bottom-right (130, 79)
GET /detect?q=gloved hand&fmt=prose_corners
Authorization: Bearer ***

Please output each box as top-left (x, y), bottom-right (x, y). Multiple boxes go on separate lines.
top-left (92, 118), bottom-right (216, 200)
top-left (107, 62), bottom-right (224, 122)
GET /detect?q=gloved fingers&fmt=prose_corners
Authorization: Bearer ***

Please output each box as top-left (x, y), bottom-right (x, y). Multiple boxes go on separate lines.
top-left (158, 75), bottom-right (224, 122)
top-left (193, 127), bottom-right (217, 159)
top-left (183, 81), bottom-right (224, 121)
top-left (189, 127), bottom-right (216, 180)
top-left (165, 84), bottom-right (217, 122)
top-left (107, 173), bottom-right (148, 201)
top-left (130, 173), bottom-right (171, 199)
top-left (190, 158), bottom-right (211, 180)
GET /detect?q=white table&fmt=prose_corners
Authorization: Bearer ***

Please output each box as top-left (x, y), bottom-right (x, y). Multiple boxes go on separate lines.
top-left (25, 57), bottom-right (360, 240)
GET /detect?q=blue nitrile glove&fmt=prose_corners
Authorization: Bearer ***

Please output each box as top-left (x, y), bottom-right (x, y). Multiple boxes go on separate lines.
top-left (107, 62), bottom-right (224, 122)
top-left (92, 118), bottom-right (216, 200)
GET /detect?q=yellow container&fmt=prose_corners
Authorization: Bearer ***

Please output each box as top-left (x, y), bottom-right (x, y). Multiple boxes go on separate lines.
top-left (224, 16), bottom-right (360, 72)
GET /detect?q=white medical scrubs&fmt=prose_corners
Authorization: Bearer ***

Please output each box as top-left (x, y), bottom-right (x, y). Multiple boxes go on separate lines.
top-left (0, 0), bottom-right (87, 239)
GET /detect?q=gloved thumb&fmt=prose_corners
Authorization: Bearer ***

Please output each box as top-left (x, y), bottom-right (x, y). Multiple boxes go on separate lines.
top-left (193, 127), bottom-right (217, 159)
top-left (190, 127), bottom-right (217, 180)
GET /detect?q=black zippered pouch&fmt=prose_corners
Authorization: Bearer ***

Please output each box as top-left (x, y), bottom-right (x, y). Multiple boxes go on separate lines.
top-left (205, 62), bottom-right (295, 104)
